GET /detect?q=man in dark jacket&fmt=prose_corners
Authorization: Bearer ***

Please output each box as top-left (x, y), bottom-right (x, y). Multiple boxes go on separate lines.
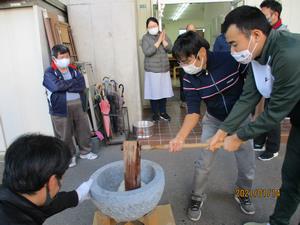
top-left (209, 6), bottom-right (300, 225)
top-left (169, 31), bottom-right (255, 221)
top-left (43, 44), bottom-right (98, 168)
top-left (0, 134), bottom-right (93, 225)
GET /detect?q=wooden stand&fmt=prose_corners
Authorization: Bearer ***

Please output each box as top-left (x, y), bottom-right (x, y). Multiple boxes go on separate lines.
top-left (92, 204), bottom-right (176, 225)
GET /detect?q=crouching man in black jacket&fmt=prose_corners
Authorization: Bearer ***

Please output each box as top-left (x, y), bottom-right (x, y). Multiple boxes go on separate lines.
top-left (0, 134), bottom-right (93, 225)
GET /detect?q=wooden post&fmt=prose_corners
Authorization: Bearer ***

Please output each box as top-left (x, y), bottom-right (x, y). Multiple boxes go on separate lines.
top-left (123, 141), bottom-right (141, 191)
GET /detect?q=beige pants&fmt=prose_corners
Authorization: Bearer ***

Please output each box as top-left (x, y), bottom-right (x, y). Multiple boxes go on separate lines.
top-left (51, 99), bottom-right (91, 156)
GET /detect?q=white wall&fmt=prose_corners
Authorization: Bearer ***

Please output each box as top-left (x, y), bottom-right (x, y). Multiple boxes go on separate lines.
top-left (67, 0), bottom-right (143, 124)
top-left (203, 2), bottom-right (231, 44)
top-left (136, 0), bottom-right (152, 108)
top-left (281, 0), bottom-right (300, 33)
top-left (244, 0), bottom-right (261, 7)
top-left (0, 7), bottom-right (54, 152)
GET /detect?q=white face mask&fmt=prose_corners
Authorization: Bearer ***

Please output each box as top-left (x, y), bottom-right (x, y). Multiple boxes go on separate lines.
top-left (265, 13), bottom-right (274, 25)
top-left (181, 57), bottom-right (204, 75)
top-left (55, 58), bottom-right (70, 68)
top-left (266, 16), bottom-right (273, 25)
top-left (231, 36), bottom-right (257, 64)
top-left (148, 27), bottom-right (159, 35)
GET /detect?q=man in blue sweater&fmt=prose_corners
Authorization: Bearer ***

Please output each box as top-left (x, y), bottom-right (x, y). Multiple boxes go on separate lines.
top-left (43, 45), bottom-right (98, 168)
top-left (213, 23), bottom-right (230, 52)
top-left (169, 31), bottom-right (255, 221)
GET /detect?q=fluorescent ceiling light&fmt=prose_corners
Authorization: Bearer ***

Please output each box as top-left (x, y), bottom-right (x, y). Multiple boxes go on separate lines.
top-left (171, 3), bottom-right (189, 21)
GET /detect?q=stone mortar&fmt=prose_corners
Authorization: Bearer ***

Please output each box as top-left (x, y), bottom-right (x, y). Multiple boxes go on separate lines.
top-left (90, 159), bottom-right (165, 222)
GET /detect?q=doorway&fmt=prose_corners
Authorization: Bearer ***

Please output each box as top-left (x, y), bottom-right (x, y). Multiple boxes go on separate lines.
top-left (140, 1), bottom-right (233, 146)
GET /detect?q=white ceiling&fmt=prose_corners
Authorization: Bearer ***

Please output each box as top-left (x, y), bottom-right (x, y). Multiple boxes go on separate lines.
top-left (163, 3), bottom-right (205, 20)
top-left (160, 0), bottom-right (233, 3)
top-left (162, 2), bottom-right (231, 21)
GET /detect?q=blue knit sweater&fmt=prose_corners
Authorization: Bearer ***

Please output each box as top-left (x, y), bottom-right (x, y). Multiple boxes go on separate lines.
top-left (184, 51), bottom-right (248, 121)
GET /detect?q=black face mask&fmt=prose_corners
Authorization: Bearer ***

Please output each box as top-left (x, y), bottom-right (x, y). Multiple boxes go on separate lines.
top-left (43, 178), bottom-right (61, 207)
top-left (43, 186), bottom-right (54, 206)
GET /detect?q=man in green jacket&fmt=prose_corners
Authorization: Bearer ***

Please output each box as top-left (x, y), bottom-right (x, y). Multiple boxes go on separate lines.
top-left (209, 6), bottom-right (300, 225)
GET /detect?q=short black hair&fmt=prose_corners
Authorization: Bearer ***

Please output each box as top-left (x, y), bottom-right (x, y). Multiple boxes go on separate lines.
top-left (260, 0), bottom-right (282, 17)
top-left (172, 31), bottom-right (210, 61)
top-left (51, 44), bottom-right (70, 58)
top-left (221, 22), bottom-right (226, 34)
top-left (146, 17), bottom-right (159, 28)
top-left (223, 5), bottom-right (272, 37)
top-left (2, 134), bottom-right (71, 194)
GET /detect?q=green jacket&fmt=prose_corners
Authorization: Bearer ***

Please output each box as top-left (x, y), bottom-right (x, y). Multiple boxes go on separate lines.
top-left (220, 30), bottom-right (300, 140)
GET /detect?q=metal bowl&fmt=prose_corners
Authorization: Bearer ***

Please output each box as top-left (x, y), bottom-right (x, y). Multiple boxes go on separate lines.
top-left (133, 120), bottom-right (154, 139)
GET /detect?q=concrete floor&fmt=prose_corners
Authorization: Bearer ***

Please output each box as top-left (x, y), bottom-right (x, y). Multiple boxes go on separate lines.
top-left (1, 142), bottom-right (298, 225)
top-left (0, 89), bottom-right (298, 225)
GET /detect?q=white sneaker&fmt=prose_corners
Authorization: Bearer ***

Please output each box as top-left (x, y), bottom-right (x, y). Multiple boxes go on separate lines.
top-left (79, 152), bottom-right (98, 160)
top-left (69, 156), bottom-right (76, 168)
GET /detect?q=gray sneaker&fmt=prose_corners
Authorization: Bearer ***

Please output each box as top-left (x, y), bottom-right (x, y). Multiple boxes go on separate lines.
top-left (187, 199), bottom-right (204, 221)
top-left (234, 194), bottom-right (255, 215)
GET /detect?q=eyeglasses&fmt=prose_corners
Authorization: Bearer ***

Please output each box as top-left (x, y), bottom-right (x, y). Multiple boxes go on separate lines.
top-left (177, 55), bottom-right (198, 66)
top-left (178, 58), bottom-right (197, 67)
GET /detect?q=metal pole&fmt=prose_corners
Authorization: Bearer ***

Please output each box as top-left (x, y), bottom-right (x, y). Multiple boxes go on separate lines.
top-left (0, 115), bottom-right (8, 150)
top-left (157, 0), bottom-right (162, 31)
